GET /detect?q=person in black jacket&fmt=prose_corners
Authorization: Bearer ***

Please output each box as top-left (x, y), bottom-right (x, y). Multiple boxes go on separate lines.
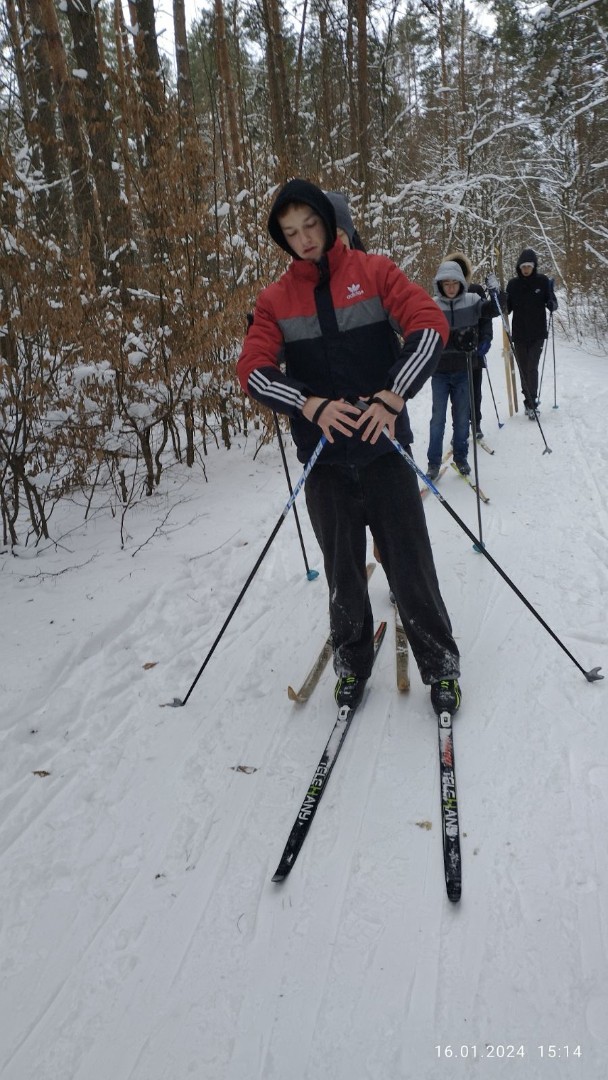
top-left (506, 248), bottom-right (558, 417)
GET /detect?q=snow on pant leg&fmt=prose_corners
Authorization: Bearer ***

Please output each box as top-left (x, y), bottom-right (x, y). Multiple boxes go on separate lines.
top-left (450, 371), bottom-right (471, 461)
top-left (515, 339), bottom-right (543, 408)
top-left (305, 463), bottom-right (375, 679)
top-left (427, 374), bottom-right (451, 467)
top-left (361, 452), bottom-right (460, 685)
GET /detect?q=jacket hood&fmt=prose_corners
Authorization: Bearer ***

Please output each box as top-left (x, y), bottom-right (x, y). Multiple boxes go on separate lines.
top-left (517, 248), bottom-right (538, 275)
top-left (325, 191), bottom-right (355, 243)
top-left (324, 191), bottom-right (367, 252)
top-left (268, 179), bottom-right (337, 258)
top-left (434, 260), bottom-right (467, 297)
top-left (444, 250), bottom-right (473, 283)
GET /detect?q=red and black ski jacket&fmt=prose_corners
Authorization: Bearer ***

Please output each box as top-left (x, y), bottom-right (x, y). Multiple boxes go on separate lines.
top-left (237, 239), bottom-right (449, 464)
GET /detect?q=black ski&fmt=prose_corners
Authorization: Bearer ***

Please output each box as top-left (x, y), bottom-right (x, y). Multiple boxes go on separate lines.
top-left (437, 709), bottom-right (462, 902)
top-left (272, 621), bottom-right (387, 882)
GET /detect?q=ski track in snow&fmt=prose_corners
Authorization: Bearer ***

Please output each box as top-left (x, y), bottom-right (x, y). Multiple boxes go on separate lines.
top-left (0, 337), bottom-right (607, 1079)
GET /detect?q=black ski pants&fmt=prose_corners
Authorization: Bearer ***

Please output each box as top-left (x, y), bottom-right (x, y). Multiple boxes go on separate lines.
top-left (514, 338), bottom-right (544, 409)
top-left (305, 452), bottom-right (460, 685)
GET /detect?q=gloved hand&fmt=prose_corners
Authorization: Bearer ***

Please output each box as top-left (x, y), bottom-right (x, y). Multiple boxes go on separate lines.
top-left (451, 327), bottom-right (478, 353)
top-left (485, 272), bottom-right (500, 292)
top-left (548, 298), bottom-right (558, 312)
top-left (477, 338), bottom-right (491, 358)
top-left (547, 278), bottom-right (558, 312)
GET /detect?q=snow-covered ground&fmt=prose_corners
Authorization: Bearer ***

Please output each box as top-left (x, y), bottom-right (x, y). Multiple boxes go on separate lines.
top-left (1, 329), bottom-right (607, 1080)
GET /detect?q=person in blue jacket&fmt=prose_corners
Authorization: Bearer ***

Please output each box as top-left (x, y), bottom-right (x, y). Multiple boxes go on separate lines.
top-left (427, 260), bottom-right (502, 478)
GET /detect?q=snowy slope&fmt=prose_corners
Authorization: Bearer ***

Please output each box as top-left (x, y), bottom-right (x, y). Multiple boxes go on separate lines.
top-left (0, 332), bottom-right (607, 1080)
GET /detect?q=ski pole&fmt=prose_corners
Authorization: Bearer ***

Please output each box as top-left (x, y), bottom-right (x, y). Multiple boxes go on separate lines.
top-left (273, 412), bottom-right (319, 580)
top-left (484, 363), bottom-right (504, 429)
top-left (550, 313), bottom-right (558, 409)
top-left (169, 435), bottom-right (327, 707)
top-left (385, 433), bottom-right (602, 683)
top-left (466, 351), bottom-right (484, 550)
top-left (488, 286), bottom-right (552, 455)
top-left (538, 331), bottom-right (550, 401)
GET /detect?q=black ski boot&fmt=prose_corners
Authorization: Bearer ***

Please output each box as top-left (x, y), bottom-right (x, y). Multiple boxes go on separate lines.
top-left (335, 674), bottom-right (367, 710)
top-left (430, 678), bottom-right (462, 716)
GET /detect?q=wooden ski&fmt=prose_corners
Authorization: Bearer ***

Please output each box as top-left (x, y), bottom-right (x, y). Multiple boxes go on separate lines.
top-left (394, 604), bottom-right (410, 691)
top-left (287, 563), bottom-right (376, 703)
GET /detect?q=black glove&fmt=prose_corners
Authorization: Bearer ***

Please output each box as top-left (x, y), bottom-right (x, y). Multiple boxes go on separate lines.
top-left (451, 327), bottom-right (478, 353)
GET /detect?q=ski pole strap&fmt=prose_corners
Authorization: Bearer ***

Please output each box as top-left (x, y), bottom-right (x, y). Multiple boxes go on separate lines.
top-left (311, 398), bottom-right (331, 425)
top-left (369, 395), bottom-right (401, 416)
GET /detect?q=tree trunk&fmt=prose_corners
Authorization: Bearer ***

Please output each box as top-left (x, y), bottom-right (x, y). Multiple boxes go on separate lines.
top-left (129, 0), bottom-right (166, 156)
top-left (260, 0), bottom-right (286, 171)
top-left (214, 0), bottom-right (244, 180)
top-left (33, 0), bottom-right (105, 277)
top-left (64, 0), bottom-right (131, 278)
top-left (355, 0), bottom-right (369, 198)
top-left (173, 0), bottom-right (195, 117)
top-left (318, 6), bottom-right (332, 158)
top-left (10, 0), bottom-right (67, 233)
top-left (347, 0), bottom-right (358, 164)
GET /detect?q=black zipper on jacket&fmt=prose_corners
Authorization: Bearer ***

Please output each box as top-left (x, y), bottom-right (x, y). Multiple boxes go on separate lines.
top-left (314, 257), bottom-right (340, 336)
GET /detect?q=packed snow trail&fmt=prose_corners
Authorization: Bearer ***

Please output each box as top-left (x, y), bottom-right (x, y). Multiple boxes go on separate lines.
top-left (0, 336), bottom-right (606, 1079)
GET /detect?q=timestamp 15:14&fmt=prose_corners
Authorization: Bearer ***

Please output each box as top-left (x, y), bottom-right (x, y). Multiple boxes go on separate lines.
top-left (538, 1046), bottom-right (582, 1058)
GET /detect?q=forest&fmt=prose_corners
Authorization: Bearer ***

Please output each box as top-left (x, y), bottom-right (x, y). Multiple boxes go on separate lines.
top-left (1, 0), bottom-right (606, 545)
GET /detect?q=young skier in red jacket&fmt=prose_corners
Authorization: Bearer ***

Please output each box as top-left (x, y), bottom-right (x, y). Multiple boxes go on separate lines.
top-left (237, 179), bottom-right (462, 717)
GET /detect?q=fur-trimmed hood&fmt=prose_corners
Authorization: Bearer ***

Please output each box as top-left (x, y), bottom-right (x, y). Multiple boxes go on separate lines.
top-left (444, 250), bottom-right (474, 284)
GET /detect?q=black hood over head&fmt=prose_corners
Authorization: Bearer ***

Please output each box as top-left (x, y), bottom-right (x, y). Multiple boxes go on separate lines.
top-left (517, 248), bottom-right (538, 275)
top-left (268, 179), bottom-right (337, 258)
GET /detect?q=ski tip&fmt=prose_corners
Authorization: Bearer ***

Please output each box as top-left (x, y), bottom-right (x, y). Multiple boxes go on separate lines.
top-left (271, 872), bottom-right (286, 883)
top-left (306, 569), bottom-right (320, 580)
top-left (447, 884), bottom-right (462, 903)
top-left (584, 666), bottom-right (603, 683)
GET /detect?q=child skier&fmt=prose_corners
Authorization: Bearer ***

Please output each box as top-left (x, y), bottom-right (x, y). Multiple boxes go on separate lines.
top-left (237, 179), bottom-right (462, 717)
top-left (506, 249), bottom-right (558, 417)
top-left (427, 260), bottom-right (502, 479)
